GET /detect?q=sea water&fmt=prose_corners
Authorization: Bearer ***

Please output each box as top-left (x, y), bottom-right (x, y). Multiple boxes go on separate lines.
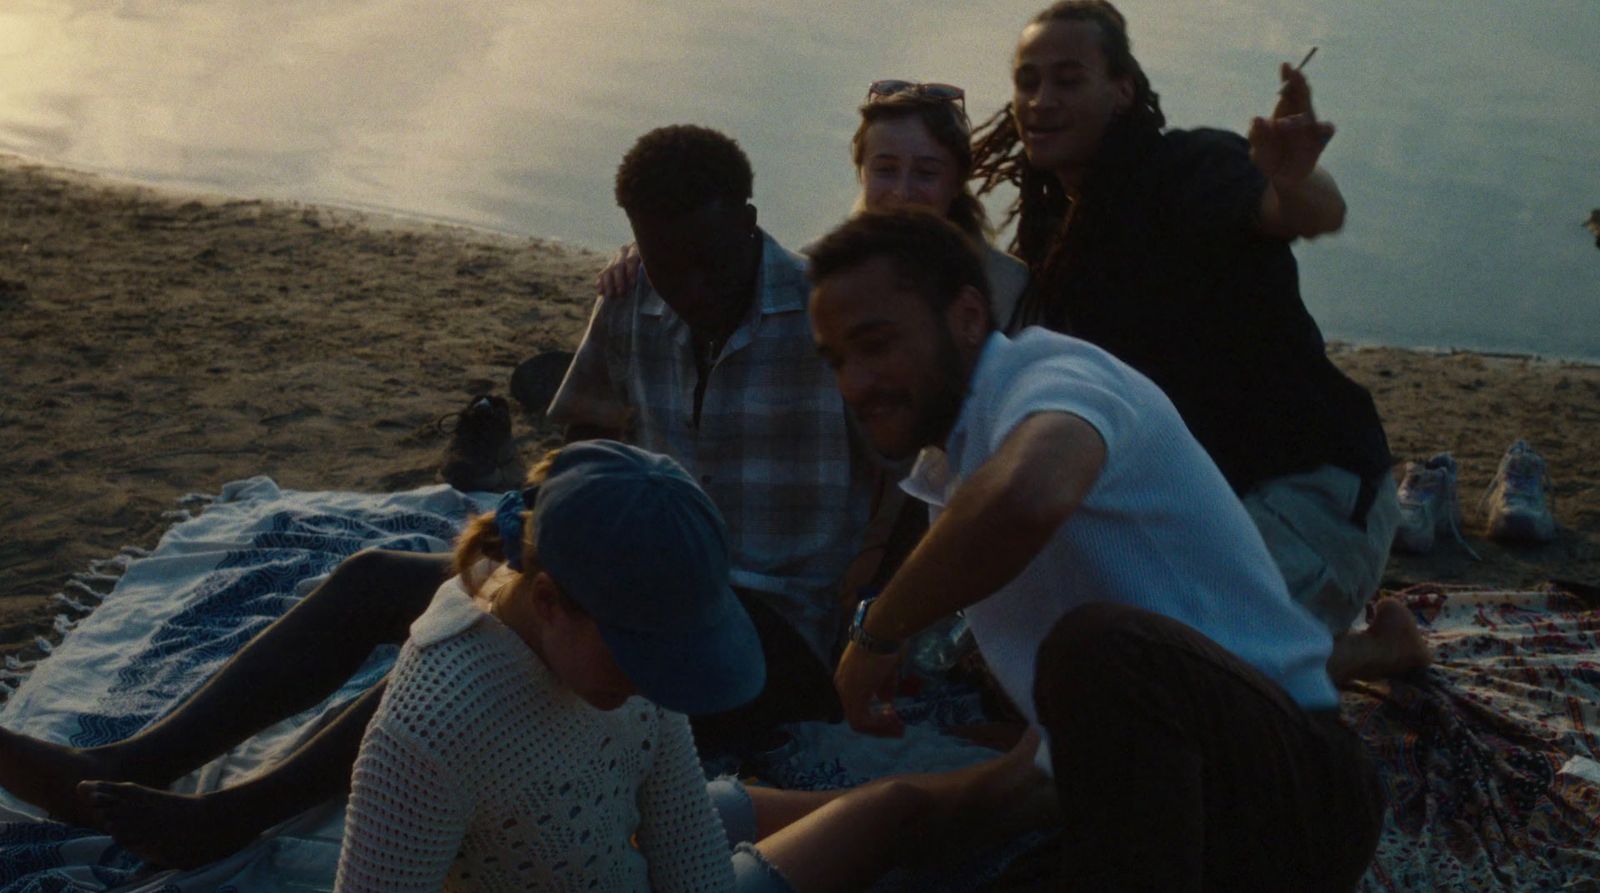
top-left (1, 0), bottom-right (1595, 360)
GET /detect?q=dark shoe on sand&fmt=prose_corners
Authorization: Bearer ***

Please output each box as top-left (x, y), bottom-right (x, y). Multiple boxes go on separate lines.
top-left (509, 350), bottom-right (575, 417)
top-left (437, 394), bottom-right (525, 492)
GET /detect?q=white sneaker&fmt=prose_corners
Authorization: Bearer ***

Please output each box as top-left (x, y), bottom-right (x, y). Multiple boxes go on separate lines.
top-left (1394, 453), bottom-right (1457, 553)
top-left (1394, 453), bottom-right (1479, 558)
top-left (1480, 439), bottom-right (1557, 542)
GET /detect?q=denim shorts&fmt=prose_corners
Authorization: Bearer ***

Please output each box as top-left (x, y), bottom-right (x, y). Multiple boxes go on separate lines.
top-left (706, 777), bottom-right (796, 893)
top-left (1241, 465), bottom-right (1400, 633)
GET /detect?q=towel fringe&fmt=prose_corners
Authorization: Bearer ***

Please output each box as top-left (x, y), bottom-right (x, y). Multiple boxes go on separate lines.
top-left (61, 579), bottom-right (108, 603)
top-left (50, 592), bottom-right (94, 614)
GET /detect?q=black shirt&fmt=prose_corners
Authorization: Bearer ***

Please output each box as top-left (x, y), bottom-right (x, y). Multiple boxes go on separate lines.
top-left (1014, 127), bottom-right (1391, 494)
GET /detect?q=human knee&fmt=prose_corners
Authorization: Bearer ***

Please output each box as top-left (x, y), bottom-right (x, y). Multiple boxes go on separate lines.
top-left (1032, 603), bottom-right (1152, 724)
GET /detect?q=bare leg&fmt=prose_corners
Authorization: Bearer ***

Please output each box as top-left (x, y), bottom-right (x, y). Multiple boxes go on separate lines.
top-left (753, 730), bottom-right (1050, 892)
top-left (0, 549), bottom-right (447, 823)
top-left (78, 684), bottom-right (385, 868)
top-left (1327, 597), bottom-right (1434, 684)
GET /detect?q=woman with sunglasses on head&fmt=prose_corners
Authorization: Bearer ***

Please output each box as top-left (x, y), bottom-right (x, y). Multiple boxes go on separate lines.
top-left (841, 80), bottom-right (1028, 325)
top-left (597, 80), bottom-right (1028, 326)
top-left (329, 439), bottom-right (1045, 893)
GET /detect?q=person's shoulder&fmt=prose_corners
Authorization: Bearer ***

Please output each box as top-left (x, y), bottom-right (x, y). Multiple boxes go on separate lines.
top-left (983, 244), bottom-right (1028, 280)
top-left (999, 329), bottom-right (1168, 406)
top-left (982, 245), bottom-right (1029, 327)
top-left (1160, 126), bottom-right (1250, 156)
top-left (407, 576), bottom-right (488, 647)
top-left (1005, 328), bottom-right (1120, 377)
top-left (761, 232), bottom-right (812, 306)
top-left (1156, 128), bottom-right (1254, 176)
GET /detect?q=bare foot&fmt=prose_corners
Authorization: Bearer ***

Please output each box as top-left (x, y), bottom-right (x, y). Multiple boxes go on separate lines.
top-left (77, 781), bottom-right (264, 868)
top-left (1327, 598), bottom-right (1434, 684)
top-left (1368, 598), bottom-right (1434, 671)
top-left (0, 727), bottom-right (127, 825)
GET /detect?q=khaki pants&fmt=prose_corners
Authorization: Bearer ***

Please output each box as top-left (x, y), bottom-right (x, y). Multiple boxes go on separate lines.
top-left (1241, 465), bottom-right (1400, 634)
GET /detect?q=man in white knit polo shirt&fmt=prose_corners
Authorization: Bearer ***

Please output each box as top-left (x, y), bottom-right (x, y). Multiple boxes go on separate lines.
top-left (809, 210), bottom-right (1384, 892)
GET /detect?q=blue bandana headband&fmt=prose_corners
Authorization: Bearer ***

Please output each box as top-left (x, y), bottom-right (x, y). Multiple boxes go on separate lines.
top-left (493, 487), bottom-right (539, 571)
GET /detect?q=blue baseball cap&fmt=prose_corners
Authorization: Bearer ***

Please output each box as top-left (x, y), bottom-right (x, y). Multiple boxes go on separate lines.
top-left (531, 440), bottom-right (765, 715)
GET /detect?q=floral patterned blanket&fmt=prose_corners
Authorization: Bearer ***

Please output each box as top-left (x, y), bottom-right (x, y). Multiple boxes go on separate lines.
top-left (1349, 583), bottom-right (1600, 892)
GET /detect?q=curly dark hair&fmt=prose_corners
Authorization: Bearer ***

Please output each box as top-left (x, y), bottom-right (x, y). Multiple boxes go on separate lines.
top-left (971, 0), bottom-right (1165, 265)
top-left (808, 209), bottom-right (995, 330)
top-left (614, 125), bottom-right (754, 218)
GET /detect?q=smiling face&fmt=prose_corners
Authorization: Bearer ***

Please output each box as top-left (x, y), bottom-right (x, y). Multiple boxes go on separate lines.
top-left (857, 116), bottom-right (964, 218)
top-left (1011, 18), bottom-right (1134, 186)
top-left (810, 256), bottom-right (983, 459)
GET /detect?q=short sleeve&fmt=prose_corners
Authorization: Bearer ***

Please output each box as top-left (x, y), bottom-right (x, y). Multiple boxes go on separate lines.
top-left (634, 710), bottom-right (736, 893)
top-left (988, 353), bottom-right (1141, 461)
top-left (546, 293), bottom-right (631, 431)
top-left (1162, 129), bottom-right (1268, 250)
top-left (335, 723), bottom-right (473, 893)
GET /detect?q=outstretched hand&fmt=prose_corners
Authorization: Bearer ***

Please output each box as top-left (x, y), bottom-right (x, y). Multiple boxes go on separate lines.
top-left (1249, 62), bottom-right (1336, 188)
top-left (834, 640), bottom-right (906, 738)
top-left (594, 242), bottom-right (642, 299)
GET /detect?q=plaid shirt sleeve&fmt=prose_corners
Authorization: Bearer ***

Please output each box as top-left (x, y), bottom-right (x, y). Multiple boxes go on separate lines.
top-left (547, 293), bottom-right (632, 433)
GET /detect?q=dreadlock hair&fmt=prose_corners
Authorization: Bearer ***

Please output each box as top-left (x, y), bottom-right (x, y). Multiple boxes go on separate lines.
top-left (809, 209), bottom-right (996, 332)
top-left (614, 125), bottom-right (754, 218)
top-left (850, 92), bottom-right (993, 241)
top-left (971, 0), bottom-right (1165, 267)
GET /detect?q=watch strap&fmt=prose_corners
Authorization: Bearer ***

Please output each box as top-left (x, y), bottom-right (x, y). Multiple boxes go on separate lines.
top-left (847, 597), bottom-right (902, 655)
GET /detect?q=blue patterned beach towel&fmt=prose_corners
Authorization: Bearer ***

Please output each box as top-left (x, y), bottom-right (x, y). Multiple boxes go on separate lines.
top-left (0, 477), bottom-right (495, 892)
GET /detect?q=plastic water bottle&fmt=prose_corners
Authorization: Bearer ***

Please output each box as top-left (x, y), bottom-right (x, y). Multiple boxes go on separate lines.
top-left (908, 612), bottom-right (973, 676)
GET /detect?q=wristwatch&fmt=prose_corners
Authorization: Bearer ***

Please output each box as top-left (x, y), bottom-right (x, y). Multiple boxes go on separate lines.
top-left (847, 597), bottom-right (902, 655)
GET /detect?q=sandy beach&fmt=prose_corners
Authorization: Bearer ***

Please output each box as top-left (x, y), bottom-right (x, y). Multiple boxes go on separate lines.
top-left (2, 153), bottom-right (1597, 666)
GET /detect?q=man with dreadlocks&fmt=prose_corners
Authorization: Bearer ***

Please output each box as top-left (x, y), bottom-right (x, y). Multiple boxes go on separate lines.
top-left (970, 0), bottom-right (1423, 684)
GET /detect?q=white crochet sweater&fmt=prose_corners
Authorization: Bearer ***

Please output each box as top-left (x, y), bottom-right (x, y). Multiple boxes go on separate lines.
top-left (334, 577), bottom-right (736, 892)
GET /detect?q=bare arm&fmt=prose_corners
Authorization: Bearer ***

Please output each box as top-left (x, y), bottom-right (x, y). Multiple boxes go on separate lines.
top-left (834, 411), bottom-right (1107, 735)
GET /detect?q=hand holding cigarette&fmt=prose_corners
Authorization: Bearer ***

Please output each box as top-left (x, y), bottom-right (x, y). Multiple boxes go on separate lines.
top-left (1249, 47), bottom-right (1337, 186)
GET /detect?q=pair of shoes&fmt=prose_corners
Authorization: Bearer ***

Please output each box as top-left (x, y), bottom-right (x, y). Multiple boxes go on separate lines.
top-left (1479, 439), bottom-right (1557, 543)
top-left (437, 395), bottom-right (525, 492)
top-left (1394, 453), bottom-right (1479, 558)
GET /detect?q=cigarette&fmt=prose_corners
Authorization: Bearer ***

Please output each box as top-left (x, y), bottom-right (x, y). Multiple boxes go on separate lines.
top-left (1295, 46), bottom-right (1318, 72)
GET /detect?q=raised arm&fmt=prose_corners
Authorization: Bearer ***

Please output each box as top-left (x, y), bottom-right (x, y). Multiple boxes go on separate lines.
top-left (834, 411), bottom-right (1107, 735)
top-left (1250, 62), bottom-right (1346, 239)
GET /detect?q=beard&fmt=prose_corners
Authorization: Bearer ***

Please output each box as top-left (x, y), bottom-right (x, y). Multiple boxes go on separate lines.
top-left (871, 327), bottom-right (969, 461)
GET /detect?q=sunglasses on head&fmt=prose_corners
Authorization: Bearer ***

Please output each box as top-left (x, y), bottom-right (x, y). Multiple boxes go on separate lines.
top-left (866, 80), bottom-right (966, 107)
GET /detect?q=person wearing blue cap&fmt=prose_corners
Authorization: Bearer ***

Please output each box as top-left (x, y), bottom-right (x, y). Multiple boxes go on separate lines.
top-left (0, 123), bottom-right (872, 867)
top-left (321, 440), bottom-right (1045, 893)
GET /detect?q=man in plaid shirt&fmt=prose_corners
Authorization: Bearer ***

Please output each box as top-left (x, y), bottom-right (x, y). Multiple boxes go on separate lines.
top-left (550, 125), bottom-right (873, 756)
